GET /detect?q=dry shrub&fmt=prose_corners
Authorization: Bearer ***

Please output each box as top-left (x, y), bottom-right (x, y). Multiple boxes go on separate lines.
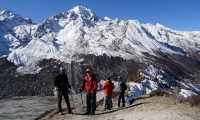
top-left (186, 95), bottom-right (200, 107)
top-left (133, 77), bottom-right (142, 83)
top-left (164, 91), bottom-right (170, 97)
top-left (97, 98), bottom-right (104, 106)
top-left (149, 90), bottom-right (169, 97)
top-left (128, 68), bottom-right (145, 83)
top-left (132, 72), bottom-right (142, 83)
top-left (112, 90), bottom-right (120, 98)
top-left (173, 86), bottom-right (181, 94)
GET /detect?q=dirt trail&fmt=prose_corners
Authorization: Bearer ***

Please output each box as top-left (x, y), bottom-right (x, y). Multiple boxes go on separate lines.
top-left (35, 94), bottom-right (200, 120)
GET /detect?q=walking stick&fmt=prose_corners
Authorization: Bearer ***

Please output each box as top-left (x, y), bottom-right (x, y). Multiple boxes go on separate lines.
top-left (70, 89), bottom-right (75, 107)
top-left (80, 91), bottom-right (84, 112)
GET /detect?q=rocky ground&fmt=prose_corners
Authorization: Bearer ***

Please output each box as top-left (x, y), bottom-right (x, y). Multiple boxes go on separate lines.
top-left (35, 92), bottom-right (200, 120)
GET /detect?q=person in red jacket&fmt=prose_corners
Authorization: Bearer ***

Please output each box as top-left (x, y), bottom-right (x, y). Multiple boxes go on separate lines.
top-left (80, 68), bottom-right (98, 115)
top-left (102, 77), bottom-right (114, 111)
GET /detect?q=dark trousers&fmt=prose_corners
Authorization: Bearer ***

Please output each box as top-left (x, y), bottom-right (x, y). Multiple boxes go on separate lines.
top-left (86, 93), bottom-right (96, 114)
top-left (103, 96), bottom-right (112, 111)
top-left (118, 93), bottom-right (125, 107)
top-left (58, 89), bottom-right (71, 113)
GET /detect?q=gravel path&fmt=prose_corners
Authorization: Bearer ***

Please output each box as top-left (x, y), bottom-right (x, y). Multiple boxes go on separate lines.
top-left (35, 93), bottom-right (200, 120)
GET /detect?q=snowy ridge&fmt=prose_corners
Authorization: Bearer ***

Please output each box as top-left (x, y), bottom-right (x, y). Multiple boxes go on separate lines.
top-left (142, 23), bottom-right (200, 52)
top-left (0, 6), bottom-right (200, 74)
top-left (0, 8), bottom-right (32, 24)
top-left (0, 8), bottom-right (33, 56)
top-left (127, 65), bottom-right (200, 101)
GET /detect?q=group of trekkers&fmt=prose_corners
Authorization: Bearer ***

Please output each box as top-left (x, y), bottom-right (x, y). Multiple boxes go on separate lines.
top-left (54, 67), bottom-right (127, 115)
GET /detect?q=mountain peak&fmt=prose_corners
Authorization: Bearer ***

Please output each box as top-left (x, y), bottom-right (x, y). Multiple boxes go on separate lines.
top-left (0, 8), bottom-right (16, 20)
top-left (0, 8), bottom-right (32, 24)
top-left (69, 6), bottom-right (93, 15)
top-left (0, 8), bottom-right (10, 14)
top-left (47, 6), bottom-right (101, 24)
top-left (68, 6), bottom-right (97, 19)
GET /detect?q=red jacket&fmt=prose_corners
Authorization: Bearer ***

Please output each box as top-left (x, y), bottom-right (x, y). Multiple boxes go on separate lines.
top-left (102, 80), bottom-right (114, 96)
top-left (82, 74), bottom-right (98, 94)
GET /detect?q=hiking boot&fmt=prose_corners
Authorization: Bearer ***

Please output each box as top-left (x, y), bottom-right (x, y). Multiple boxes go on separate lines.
top-left (68, 111), bottom-right (73, 114)
top-left (60, 112), bottom-right (64, 115)
top-left (91, 112), bottom-right (95, 115)
top-left (84, 112), bottom-right (90, 115)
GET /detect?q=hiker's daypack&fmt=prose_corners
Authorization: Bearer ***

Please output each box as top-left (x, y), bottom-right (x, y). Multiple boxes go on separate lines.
top-left (120, 81), bottom-right (127, 93)
top-left (123, 82), bottom-right (127, 91)
top-left (54, 73), bottom-right (68, 89)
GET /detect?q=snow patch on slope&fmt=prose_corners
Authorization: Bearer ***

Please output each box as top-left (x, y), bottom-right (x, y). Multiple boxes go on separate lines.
top-left (126, 65), bottom-right (200, 100)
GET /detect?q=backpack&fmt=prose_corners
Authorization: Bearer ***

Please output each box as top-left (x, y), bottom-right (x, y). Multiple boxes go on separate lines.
top-left (121, 82), bottom-right (127, 92)
top-left (123, 83), bottom-right (127, 91)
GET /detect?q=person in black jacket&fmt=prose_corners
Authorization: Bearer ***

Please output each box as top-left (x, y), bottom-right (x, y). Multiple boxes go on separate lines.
top-left (54, 67), bottom-right (72, 115)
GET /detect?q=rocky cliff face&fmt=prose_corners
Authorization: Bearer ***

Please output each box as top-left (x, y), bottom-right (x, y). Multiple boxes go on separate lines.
top-left (0, 54), bottom-right (142, 98)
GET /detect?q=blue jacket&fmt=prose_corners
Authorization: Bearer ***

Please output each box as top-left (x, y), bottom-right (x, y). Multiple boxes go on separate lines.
top-left (119, 80), bottom-right (126, 93)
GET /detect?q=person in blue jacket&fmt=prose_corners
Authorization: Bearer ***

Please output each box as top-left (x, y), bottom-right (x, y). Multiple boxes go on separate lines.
top-left (117, 76), bottom-right (127, 108)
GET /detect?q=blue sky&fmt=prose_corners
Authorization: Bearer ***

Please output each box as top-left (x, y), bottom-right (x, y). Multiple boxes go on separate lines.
top-left (0, 0), bottom-right (199, 31)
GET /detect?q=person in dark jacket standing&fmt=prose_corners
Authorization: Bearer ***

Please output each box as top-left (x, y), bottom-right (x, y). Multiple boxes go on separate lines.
top-left (54, 67), bottom-right (72, 115)
top-left (117, 76), bottom-right (126, 108)
top-left (80, 68), bottom-right (98, 115)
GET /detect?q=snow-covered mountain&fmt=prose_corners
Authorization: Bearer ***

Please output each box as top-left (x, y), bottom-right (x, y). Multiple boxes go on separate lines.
top-left (0, 8), bottom-right (34, 56)
top-left (0, 6), bottom-right (200, 97)
top-left (0, 6), bottom-right (199, 72)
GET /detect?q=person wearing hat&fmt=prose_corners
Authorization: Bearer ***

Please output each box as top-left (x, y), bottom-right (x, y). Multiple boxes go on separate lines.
top-left (102, 77), bottom-right (114, 111)
top-left (54, 67), bottom-right (72, 115)
top-left (80, 68), bottom-right (98, 115)
top-left (117, 76), bottom-right (126, 108)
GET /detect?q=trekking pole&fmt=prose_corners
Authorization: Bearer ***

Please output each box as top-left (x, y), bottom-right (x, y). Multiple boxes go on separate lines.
top-left (80, 91), bottom-right (84, 112)
top-left (70, 88), bottom-right (75, 107)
